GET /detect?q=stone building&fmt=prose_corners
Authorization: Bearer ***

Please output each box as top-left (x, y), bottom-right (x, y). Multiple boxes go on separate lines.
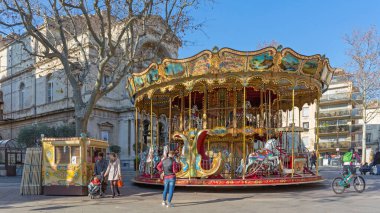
top-left (0, 17), bottom-right (180, 169)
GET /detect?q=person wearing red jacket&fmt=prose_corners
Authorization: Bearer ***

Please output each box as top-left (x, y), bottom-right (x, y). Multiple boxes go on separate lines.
top-left (157, 151), bottom-right (178, 208)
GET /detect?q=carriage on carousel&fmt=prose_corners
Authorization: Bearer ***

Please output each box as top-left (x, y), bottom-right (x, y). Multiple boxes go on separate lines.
top-left (128, 46), bottom-right (335, 187)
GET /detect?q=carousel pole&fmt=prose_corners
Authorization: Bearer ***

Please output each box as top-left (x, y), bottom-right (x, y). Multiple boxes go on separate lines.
top-left (316, 95), bottom-right (320, 176)
top-left (188, 91), bottom-right (192, 180)
top-left (180, 91), bottom-right (184, 132)
top-left (203, 86), bottom-right (208, 129)
top-left (291, 89), bottom-right (295, 178)
top-left (150, 97), bottom-right (154, 178)
top-left (233, 87), bottom-right (237, 134)
top-left (277, 95), bottom-right (280, 128)
top-left (269, 90), bottom-right (272, 130)
top-left (243, 86), bottom-right (247, 180)
top-left (135, 107), bottom-right (138, 176)
top-left (299, 108), bottom-right (302, 152)
top-left (156, 107), bottom-right (159, 156)
top-left (169, 97), bottom-right (172, 151)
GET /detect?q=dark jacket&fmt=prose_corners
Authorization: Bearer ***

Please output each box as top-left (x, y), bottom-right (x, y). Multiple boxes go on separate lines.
top-left (374, 152), bottom-right (380, 165)
top-left (157, 157), bottom-right (179, 179)
top-left (94, 159), bottom-right (108, 176)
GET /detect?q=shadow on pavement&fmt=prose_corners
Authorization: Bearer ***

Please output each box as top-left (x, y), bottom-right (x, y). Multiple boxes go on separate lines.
top-left (175, 196), bottom-right (254, 207)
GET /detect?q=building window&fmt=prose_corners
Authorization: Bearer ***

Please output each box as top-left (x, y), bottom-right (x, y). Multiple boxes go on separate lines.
top-left (46, 74), bottom-right (53, 103)
top-left (302, 136), bottom-right (310, 148)
top-left (366, 133), bottom-right (372, 143)
top-left (103, 75), bottom-right (110, 86)
top-left (19, 83), bottom-right (25, 109)
top-left (302, 107), bottom-right (309, 117)
top-left (303, 122), bottom-right (309, 129)
top-left (101, 131), bottom-right (109, 142)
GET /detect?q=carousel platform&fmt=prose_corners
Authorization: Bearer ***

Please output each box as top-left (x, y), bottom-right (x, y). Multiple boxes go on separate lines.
top-left (132, 175), bottom-right (324, 187)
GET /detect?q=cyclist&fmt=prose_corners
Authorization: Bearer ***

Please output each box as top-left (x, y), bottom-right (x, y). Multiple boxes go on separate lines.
top-left (342, 148), bottom-right (361, 185)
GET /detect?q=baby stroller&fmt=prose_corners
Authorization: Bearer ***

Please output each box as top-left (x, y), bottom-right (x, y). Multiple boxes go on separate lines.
top-left (88, 175), bottom-right (102, 199)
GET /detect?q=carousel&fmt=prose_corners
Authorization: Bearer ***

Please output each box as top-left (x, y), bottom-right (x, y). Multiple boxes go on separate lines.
top-left (128, 46), bottom-right (335, 187)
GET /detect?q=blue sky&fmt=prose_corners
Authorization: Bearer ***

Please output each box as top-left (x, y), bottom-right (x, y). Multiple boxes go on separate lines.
top-left (178, 0), bottom-right (380, 68)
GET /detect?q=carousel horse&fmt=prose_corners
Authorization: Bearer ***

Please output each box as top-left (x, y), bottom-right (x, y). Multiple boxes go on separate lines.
top-left (236, 139), bottom-right (280, 176)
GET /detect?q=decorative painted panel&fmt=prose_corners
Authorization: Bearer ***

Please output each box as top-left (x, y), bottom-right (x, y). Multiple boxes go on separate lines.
top-left (302, 59), bottom-right (318, 75)
top-left (249, 52), bottom-right (274, 71)
top-left (280, 53), bottom-right (300, 72)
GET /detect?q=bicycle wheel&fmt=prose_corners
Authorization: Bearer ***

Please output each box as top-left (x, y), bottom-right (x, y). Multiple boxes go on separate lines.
top-left (353, 176), bottom-right (365, 193)
top-left (332, 177), bottom-right (345, 194)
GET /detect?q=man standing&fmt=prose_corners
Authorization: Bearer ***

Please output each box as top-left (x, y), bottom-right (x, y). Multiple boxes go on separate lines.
top-left (373, 149), bottom-right (380, 175)
top-left (310, 151), bottom-right (317, 170)
top-left (157, 151), bottom-right (178, 208)
top-left (94, 152), bottom-right (108, 196)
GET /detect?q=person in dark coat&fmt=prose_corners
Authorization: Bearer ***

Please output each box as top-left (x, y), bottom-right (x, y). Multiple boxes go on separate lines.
top-left (94, 152), bottom-right (108, 195)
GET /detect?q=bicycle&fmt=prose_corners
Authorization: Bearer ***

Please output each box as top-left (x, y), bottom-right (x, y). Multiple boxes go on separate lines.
top-left (331, 166), bottom-right (366, 194)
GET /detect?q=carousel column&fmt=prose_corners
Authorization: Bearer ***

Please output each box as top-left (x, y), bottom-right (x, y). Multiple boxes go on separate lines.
top-left (169, 97), bottom-right (172, 151)
top-left (291, 89), bottom-right (295, 178)
top-left (243, 86), bottom-right (247, 180)
top-left (180, 91), bottom-right (185, 132)
top-left (150, 97), bottom-right (154, 178)
top-left (135, 107), bottom-right (138, 175)
top-left (233, 87), bottom-right (237, 133)
top-left (188, 91), bottom-right (194, 179)
top-left (203, 86), bottom-right (208, 129)
top-left (316, 95), bottom-right (320, 176)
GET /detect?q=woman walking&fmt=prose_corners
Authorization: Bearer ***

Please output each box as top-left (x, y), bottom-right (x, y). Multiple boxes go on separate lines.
top-left (104, 153), bottom-right (121, 198)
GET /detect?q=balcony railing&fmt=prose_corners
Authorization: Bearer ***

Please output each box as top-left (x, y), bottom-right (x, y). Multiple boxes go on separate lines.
top-left (320, 93), bottom-right (350, 102)
top-left (319, 109), bottom-right (350, 118)
top-left (319, 125), bottom-right (350, 134)
top-left (351, 125), bottom-right (363, 133)
top-left (318, 141), bottom-right (351, 149)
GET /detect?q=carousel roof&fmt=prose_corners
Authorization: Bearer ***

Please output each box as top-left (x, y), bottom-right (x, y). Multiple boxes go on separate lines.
top-left (127, 47), bottom-right (335, 107)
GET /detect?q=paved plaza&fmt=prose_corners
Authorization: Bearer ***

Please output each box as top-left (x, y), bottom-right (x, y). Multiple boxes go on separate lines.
top-left (0, 168), bottom-right (379, 213)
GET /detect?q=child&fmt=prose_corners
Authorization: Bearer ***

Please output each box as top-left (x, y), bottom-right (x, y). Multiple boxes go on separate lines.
top-left (88, 176), bottom-right (101, 195)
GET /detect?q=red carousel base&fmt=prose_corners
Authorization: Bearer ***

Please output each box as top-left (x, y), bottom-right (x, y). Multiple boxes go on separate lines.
top-left (132, 175), bottom-right (324, 187)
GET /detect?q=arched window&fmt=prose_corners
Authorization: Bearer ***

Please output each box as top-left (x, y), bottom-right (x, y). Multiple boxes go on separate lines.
top-left (19, 83), bottom-right (25, 109)
top-left (46, 74), bottom-right (53, 103)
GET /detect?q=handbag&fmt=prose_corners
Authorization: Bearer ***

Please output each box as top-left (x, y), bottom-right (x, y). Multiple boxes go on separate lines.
top-left (117, 179), bottom-right (124, 188)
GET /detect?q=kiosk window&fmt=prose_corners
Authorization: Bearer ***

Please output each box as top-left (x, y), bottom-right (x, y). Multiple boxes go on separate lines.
top-left (55, 146), bottom-right (70, 164)
top-left (71, 146), bottom-right (80, 164)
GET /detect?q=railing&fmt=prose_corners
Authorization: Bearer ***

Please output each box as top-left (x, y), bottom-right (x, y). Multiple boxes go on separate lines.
top-left (319, 109), bottom-right (350, 118)
top-left (318, 141), bottom-right (351, 149)
top-left (319, 125), bottom-right (349, 134)
top-left (351, 125), bottom-right (363, 133)
top-left (320, 93), bottom-right (350, 102)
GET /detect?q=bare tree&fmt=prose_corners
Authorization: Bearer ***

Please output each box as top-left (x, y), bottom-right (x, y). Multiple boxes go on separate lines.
top-left (344, 27), bottom-right (380, 163)
top-left (0, 0), bottom-right (205, 135)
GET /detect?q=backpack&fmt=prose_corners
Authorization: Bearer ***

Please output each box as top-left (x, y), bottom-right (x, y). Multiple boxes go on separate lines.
top-left (343, 152), bottom-right (353, 163)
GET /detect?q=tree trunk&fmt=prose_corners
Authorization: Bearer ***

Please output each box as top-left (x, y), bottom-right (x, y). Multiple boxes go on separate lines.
top-left (75, 116), bottom-right (89, 137)
top-left (362, 122), bottom-right (367, 164)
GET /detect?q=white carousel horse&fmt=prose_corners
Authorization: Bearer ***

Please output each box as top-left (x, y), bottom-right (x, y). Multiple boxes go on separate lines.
top-left (236, 139), bottom-right (280, 175)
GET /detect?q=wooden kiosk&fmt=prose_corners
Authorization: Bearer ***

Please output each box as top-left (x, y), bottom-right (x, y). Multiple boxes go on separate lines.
top-left (42, 137), bottom-right (108, 195)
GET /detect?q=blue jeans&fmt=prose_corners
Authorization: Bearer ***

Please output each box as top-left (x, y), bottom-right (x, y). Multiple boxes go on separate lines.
top-left (163, 177), bottom-right (176, 203)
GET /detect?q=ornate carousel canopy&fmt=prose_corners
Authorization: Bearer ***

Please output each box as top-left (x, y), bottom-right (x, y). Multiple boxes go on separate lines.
top-left (127, 47), bottom-right (335, 110)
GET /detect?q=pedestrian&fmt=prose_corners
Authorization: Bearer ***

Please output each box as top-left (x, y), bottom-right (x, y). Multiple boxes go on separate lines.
top-left (310, 151), bottom-right (317, 170)
top-left (157, 150), bottom-right (178, 208)
top-left (104, 153), bottom-right (121, 198)
top-left (94, 152), bottom-right (108, 196)
top-left (373, 149), bottom-right (380, 175)
top-left (328, 153), bottom-right (332, 166)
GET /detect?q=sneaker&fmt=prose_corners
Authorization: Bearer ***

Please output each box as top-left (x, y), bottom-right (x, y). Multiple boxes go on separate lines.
top-left (166, 203), bottom-right (173, 208)
top-left (162, 201), bottom-right (166, 206)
